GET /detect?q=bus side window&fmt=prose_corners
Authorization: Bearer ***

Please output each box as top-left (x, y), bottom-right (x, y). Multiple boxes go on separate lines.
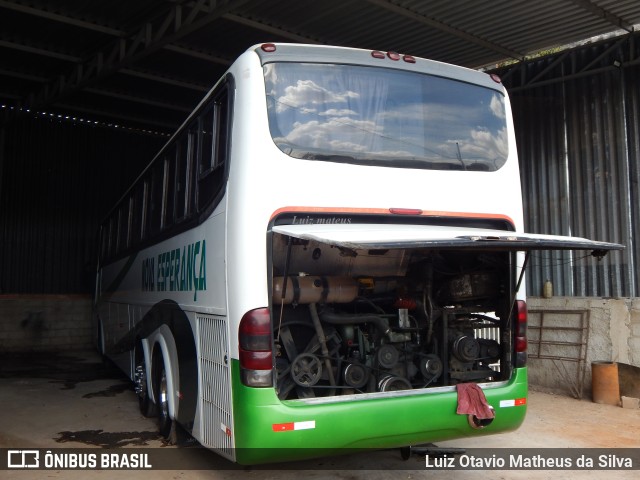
top-left (140, 179), bottom-right (148, 241)
top-left (99, 225), bottom-right (108, 265)
top-left (149, 161), bottom-right (165, 237)
top-left (163, 144), bottom-right (177, 230)
top-left (130, 181), bottom-right (145, 246)
top-left (118, 205), bottom-right (125, 253)
top-left (107, 216), bottom-right (116, 261)
top-left (117, 201), bottom-right (130, 253)
top-left (176, 129), bottom-right (194, 221)
top-left (197, 85), bottom-right (230, 211)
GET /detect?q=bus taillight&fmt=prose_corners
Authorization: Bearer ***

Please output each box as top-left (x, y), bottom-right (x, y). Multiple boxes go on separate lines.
top-left (239, 308), bottom-right (273, 387)
top-left (515, 300), bottom-right (527, 367)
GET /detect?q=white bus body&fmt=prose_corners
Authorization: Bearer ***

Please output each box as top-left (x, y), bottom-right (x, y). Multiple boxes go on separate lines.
top-left (94, 43), bottom-right (620, 464)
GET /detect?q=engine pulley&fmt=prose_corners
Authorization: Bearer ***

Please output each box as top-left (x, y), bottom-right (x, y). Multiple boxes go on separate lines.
top-left (376, 344), bottom-right (400, 369)
top-left (452, 335), bottom-right (480, 362)
top-left (378, 375), bottom-right (412, 392)
top-left (343, 363), bottom-right (369, 389)
top-left (419, 354), bottom-right (443, 380)
top-left (291, 353), bottom-right (323, 387)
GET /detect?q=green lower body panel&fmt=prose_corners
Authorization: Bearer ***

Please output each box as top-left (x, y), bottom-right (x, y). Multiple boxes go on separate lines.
top-left (230, 361), bottom-right (527, 465)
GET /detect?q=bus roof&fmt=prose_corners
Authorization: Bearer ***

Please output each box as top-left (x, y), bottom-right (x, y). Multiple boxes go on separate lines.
top-left (250, 43), bottom-right (504, 92)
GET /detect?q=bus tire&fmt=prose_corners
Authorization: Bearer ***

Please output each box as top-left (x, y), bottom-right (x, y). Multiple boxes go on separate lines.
top-left (135, 341), bottom-right (156, 418)
top-left (154, 352), bottom-right (175, 440)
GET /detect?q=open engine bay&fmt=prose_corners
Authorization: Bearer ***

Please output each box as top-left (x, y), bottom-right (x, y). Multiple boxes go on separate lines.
top-left (270, 227), bottom-right (517, 401)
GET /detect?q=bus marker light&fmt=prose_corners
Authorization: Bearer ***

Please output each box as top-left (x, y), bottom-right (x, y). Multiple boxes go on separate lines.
top-left (371, 50), bottom-right (385, 59)
top-left (500, 398), bottom-right (527, 408)
top-left (272, 420), bottom-right (316, 432)
top-left (387, 51), bottom-right (401, 61)
top-left (261, 43), bottom-right (277, 52)
top-left (390, 208), bottom-right (423, 215)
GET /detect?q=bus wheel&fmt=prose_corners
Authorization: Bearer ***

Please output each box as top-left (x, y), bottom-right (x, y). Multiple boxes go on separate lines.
top-left (154, 353), bottom-right (179, 442)
top-left (135, 342), bottom-right (156, 418)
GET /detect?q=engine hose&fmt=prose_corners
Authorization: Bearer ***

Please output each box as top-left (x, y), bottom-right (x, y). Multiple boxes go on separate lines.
top-left (424, 261), bottom-right (434, 344)
top-left (318, 310), bottom-right (391, 337)
top-left (309, 303), bottom-right (336, 386)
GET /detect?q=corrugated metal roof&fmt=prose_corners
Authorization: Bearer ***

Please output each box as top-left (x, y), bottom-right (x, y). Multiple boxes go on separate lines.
top-left (1, 0), bottom-right (640, 131)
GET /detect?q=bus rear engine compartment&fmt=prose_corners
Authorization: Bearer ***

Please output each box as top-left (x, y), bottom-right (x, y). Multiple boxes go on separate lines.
top-left (271, 232), bottom-right (515, 401)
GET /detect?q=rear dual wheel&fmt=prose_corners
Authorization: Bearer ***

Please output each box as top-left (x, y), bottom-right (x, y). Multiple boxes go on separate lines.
top-left (135, 342), bottom-right (156, 418)
top-left (152, 350), bottom-right (185, 444)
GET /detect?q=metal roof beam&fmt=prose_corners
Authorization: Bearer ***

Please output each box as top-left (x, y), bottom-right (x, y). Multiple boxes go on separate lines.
top-left (0, 42), bottom-right (209, 96)
top-left (0, 0), bottom-right (236, 67)
top-left (0, 39), bottom-right (208, 93)
top-left (84, 87), bottom-right (193, 113)
top-left (579, 34), bottom-right (629, 72)
top-left (176, 0), bottom-right (323, 44)
top-left (525, 49), bottom-right (574, 86)
top-left (499, 35), bottom-right (640, 92)
top-left (52, 103), bottom-right (178, 130)
top-left (25, 0), bottom-right (251, 109)
top-left (163, 44), bottom-right (231, 65)
top-left (120, 69), bottom-right (209, 92)
top-left (0, 39), bottom-right (81, 62)
top-left (363, 0), bottom-right (524, 61)
top-left (0, 67), bottom-right (46, 83)
top-left (0, 0), bottom-right (125, 36)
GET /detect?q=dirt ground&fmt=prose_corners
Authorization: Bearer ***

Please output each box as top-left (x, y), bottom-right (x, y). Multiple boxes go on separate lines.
top-left (0, 351), bottom-right (638, 479)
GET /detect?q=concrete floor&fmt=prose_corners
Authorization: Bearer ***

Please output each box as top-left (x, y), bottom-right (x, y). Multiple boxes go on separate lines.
top-left (1, 351), bottom-right (638, 479)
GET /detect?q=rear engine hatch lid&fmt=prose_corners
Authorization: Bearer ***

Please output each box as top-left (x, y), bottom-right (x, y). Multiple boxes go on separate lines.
top-left (271, 224), bottom-right (623, 254)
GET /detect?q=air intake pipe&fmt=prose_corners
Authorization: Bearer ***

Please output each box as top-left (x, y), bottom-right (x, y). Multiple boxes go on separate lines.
top-left (318, 309), bottom-right (391, 338)
top-left (273, 276), bottom-right (358, 305)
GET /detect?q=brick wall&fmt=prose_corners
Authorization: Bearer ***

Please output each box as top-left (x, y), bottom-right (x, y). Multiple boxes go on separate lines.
top-left (0, 295), bottom-right (93, 352)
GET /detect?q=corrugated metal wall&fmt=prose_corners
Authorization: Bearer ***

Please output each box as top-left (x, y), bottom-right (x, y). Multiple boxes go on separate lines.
top-left (502, 33), bottom-right (640, 297)
top-left (0, 110), bottom-right (165, 294)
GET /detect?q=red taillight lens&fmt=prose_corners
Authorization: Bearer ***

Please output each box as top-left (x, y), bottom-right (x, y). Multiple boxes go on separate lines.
top-left (239, 350), bottom-right (272, 370)
top-left (239, 308), bottom-right (271, 350)
top-left (515, 300), bottom-right (527, 367)
top-left (239, 308), bottom-right (273, 387)
top-left (261, 43), bottom-right (277, 53)
top-left (515, 300), bottom-right (527, 349)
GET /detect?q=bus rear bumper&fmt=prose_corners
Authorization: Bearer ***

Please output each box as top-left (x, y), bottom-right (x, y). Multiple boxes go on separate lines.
top-left (230, 362), bottom-right (528, 465)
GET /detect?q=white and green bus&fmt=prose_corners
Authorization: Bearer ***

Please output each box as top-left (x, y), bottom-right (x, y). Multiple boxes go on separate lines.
top-left (94, 43), bottom-right (620, 464)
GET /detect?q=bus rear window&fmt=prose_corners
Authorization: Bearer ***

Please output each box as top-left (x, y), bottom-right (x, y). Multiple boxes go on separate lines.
top-left (264, 63), bottom-right (508, 171)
